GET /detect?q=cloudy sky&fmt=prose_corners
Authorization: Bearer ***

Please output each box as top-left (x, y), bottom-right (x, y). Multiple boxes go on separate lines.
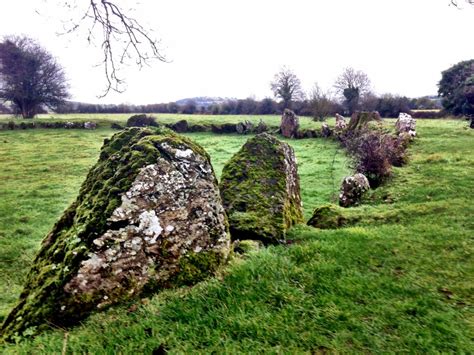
top-left (0, 0), bottom-right (473, 104)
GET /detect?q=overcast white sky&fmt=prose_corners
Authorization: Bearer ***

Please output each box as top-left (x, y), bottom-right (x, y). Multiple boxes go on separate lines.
top-left (0, 0), bottom-right (473, 104)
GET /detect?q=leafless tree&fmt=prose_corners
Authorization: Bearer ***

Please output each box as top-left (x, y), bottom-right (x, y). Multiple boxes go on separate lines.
top-left (0, 36), bottom-right (69, 118)
top-left (270, 66), bottom-right (305, 109)
top-left (334, 67), bottom-right (371, 114)
top-left (334, 67), bottom-right (371, 97)
top-left (309, 83), bottom-right (334, 121)
top-left (45, 0), bottom-right (167, 97)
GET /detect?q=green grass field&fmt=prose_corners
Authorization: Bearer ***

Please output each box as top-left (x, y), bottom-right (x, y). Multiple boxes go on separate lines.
top-left (0, 115), bottom-right (472, 353)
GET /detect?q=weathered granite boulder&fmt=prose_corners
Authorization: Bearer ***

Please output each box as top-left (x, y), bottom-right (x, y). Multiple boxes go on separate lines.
top-left (307, 205), bottom-right (349, 229)
top-left (84, 121), bottom-right (97, 130)
top-left (395, 113), bottom-right (416, 137)
top-left (219, 133), bottom-right (304, 244)
top-left (1, 127), bottom-right (230, 340)
top-left (347, 111), bottom-right (382, 131)
top-left (321, 123), bottom-right (333, 137)
top-left (280, 109), bottom-right (299, 138)
top-left (236, 120), bottom-right (254, 134)
top-left (339, 173), bottom-right (370, 207)
top-left (335, 113), bottom-right (347, 131)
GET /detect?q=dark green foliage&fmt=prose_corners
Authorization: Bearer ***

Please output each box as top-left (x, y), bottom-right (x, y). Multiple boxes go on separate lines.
top-left (410, 110), bottom-right (445, 119)
top-left (343, 87), bottom-right (360, 115)
top-left (126, 114), bottom-right (158, 127)
top-left (220, 133), bottom-right (303, 244)
top-left (375, 94), bottom-right (412, 118)
top-left (438, 59), bottom-right (474, 116)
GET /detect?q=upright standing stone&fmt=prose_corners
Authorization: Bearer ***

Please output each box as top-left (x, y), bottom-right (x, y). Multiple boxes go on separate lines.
top-left (280, 109), bottom-right (299, 138)
top-left (339, 173), bottom-right (370, 207)
top-left (335, 113), bottom-right (347, 131)
top-left (1, 127), bottom-right (230, 340)
top-left (395, 112), bottom-right (416, 137)
top-left (236, 120), bottom-right (254, 134)
top-left (347, 111), bottom-right (382, 130)
top-left (219, 133), bottom-right (303, 244)
top-left (321, 123), bottom-right (333, 137)
top-left (84, 121), bottom-right (97, 130)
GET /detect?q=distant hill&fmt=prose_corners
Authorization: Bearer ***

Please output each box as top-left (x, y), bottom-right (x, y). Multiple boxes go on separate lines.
top-left (175, 97), bottom-right (237, 108)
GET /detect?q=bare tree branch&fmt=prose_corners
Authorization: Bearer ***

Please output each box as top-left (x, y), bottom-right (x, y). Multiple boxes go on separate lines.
top-left (334, 67), bottom-right (371, 98)
top-left (450, 0), bottom-right (474, 8)
top-left (54, 0), bottom-right (167, 97)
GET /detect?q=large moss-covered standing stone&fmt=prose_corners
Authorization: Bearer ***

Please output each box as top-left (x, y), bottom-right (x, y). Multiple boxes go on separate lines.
top-left (1, 127), bottom-right (229, 340)
top-left (219, 133), bottom-right (303, 244)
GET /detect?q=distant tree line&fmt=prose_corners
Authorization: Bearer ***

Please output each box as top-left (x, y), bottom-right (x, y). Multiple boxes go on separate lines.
top-left (43, 94), bottom-right (441, 118)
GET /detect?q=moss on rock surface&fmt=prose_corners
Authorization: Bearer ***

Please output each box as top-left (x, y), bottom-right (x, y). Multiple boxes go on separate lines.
top-left (219, 133), bottom-right (303, 244)
top-left (1, 127), bottom-right (230, 341)
top-left (306, 204), bottom-right (350, 229)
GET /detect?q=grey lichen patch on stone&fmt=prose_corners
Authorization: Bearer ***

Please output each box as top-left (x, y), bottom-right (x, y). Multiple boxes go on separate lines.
top-left (1, 127), bottom-right (230, 341)
top-left (339, 173), bottom-right (370, 208)
top-left (219, 133), bottom-right (304, 244)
